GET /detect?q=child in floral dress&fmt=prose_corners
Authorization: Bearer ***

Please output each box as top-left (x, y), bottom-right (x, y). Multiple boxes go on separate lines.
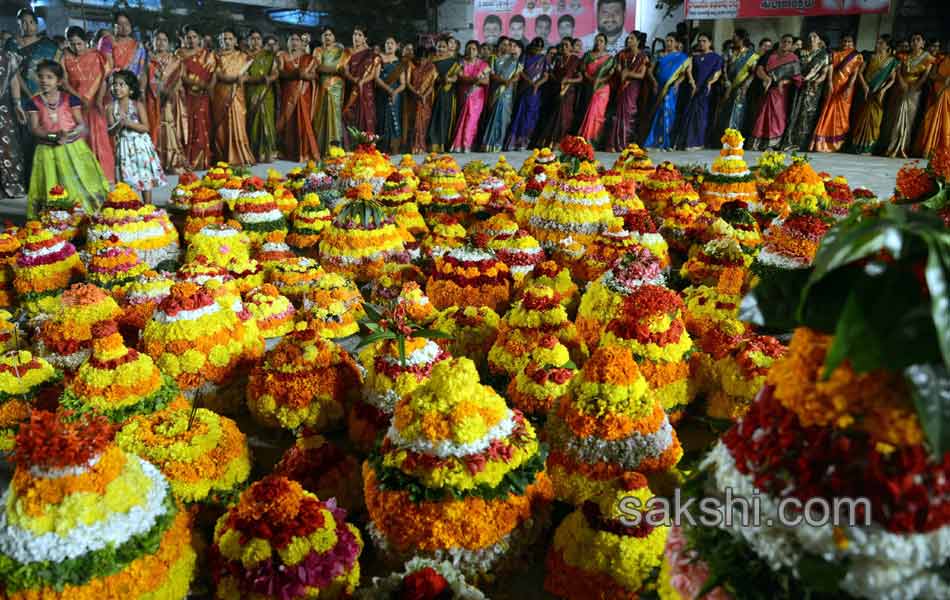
top-left (107, 69), bottom-right (166, 202)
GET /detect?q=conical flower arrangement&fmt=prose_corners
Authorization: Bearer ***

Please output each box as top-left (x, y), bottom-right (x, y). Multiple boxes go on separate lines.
top-left (0, 350), bottom-right (62, 453)
top-left (13, 224), bottom-right (84, 316)
top-left (87, 183), bottom-right (179, 268)
top-left (700, 129), bottom-right (759, 212)
top-left (35, 283), bottom-right (122, 373)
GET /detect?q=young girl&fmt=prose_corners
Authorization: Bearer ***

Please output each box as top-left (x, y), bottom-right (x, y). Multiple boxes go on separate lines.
top-left (24, 59), bottom-right (110, 218)
top-left (107, 69), bottom-right (166, 202)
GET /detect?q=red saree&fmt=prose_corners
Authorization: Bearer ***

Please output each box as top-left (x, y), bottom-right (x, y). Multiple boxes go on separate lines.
top-left (178, 48), bottom-right (216, 170)
top-left (343, 48), bottom-right (378, 140)
top-left (750, 51), bottom-right (801, 150)
top-left (62, 49), bottom-right (115, 183)
top-left (277, 52), bottom-right (320, 162)
top-left (409, 60), bottom-right (437, 154)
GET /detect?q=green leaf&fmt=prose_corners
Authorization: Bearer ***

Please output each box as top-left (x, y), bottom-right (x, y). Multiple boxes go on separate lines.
top-left (362, 302), bottom-right (384, 322)
top-left (823, 291), bottom-right (878, 377)
top-left (562, 360), bottom-right (577, 370)
top-left (906, 364), bottom-right (950, 459)
top-left (796, 554), bottom-right (848, 594)
top-left (924, 235), bottom-right (950, 371)
top-left (923, 185), bottom-right (948, 210)
top-left (744, 262), bottom-right (814, 332)
top-left (355, 330), bottom-right (397, 350)
top-left (398, 335), bottom-right (406, 368)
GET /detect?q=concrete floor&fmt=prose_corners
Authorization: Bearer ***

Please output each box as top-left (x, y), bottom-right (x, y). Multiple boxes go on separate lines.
top-left (2, 149), bottom-right (906, 221)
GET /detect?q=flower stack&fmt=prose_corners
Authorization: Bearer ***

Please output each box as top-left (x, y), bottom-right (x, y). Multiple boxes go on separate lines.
top-left (431, 305), bottom-right (500, 373)
top-left (755, 206), bottom-right (832, 272)
top-left (576, 247), bottom-right (665, 349)
top-left (700, 129), bottom-right (759, 213)
top-left (319, 184), bottom-right (412, 282)
top-left (219, 176), bottom-right (244, 207)
top-left (0, 350), bottom-right (62, 453)
top-left (86, 183), bottom-right (179, 269)
top-left (521, 259), bottom-right (578, 314)
top-left (546, 346), bottom-right (682, 505)
top-left (0, 229), bottom-right (19, 308)
top-left (529, 139), bottom-right (615, 251)
top-left (243, 284), bottom-right (296, 348)
top-left (203, 162), bottom-right (231, 189)
top-left (85, 239), bottom-right (150, 291)
top-left (622, 209), bottom-right (670, 268)
top-left (496, 153), bottom-right (526, 186)
top-left (252, 230), bottom-right (296, 270)
top-left (35, 283), bottom-right (122, 373)
top-left (116, 407), bottom-right (251, 506)
top-left (578, 223), bottom-right (653, 282)
top-left (13, 224), bottom-right (84, 316)
top-left (273, 432), bottom-right (364, 514)
top-left (114, 271), bottom-right (174, 333)
top-left (141, 282), bottom-right (264, 414)
top-left (426, 246), bottom-right (512, 313)
top-left (421, 216), bottom-right (467, 261)
top-left (640, 162), bottom-right (694, 217)
top-left (0, 411), bottom-right (196, 599)
top-left (604, 169), bottom-right (644, 218)
top-left (506, 357), bottom-right (575, 424)
top-left (513, 165), bottom-right (550, 228)
top-left (247, 326), bottom-right (361, 431)
top-left (423, 156), bottom-right (469, 222)
top-left (545, 473), bottom-right (669, 600)
top-left (493, 282), bottom-right (586, 367)
top-left (484, 219), bottom-right (545, 284)
top-left (340, 130), bottom-right (394, 193)
top-left (823, 173), bottom-right (854, 219)
top-left (601, 285), bottom-right (696, 419)
top-left (356, 558), bottom-right (488, 599)
top-left (287, 193), bottom-right (332, 255)
top-left (680, 236), bottom-right (753, 291)
top-left (657, 185), bottom-right (707, 257)
top-left (38, 184), bottom-right (85, 243)
top-left (185, 187), bottom-right (226, 240)
top-left (476, 176), bottom-right (515, 216)
top-left (169, 171), bottom-right (200, 213)
top-left (301, 269), bottom-right (364, 340)
top-left (757, 155), bottom-right (829, 226)
top-left (378, 171), bottom-right (428, 240)
top-left (210, 475), bottom-right (364, 600)
top-left (701, 333), bottom-right (785, 421)
top-left (303, 169), bottom-right (342, 209)
top-left (363, 357), bottom-right (554, 579)
top-left (273, 184), bottom-right (298, 216)
top-left (268, 256), bottom-right (324, 306)
top-left (613, 143), bottom-right (654, 184)
top-left (59, 320), bottom-right (186, 424)
top-left (231, 176), bottom-right (287, 244)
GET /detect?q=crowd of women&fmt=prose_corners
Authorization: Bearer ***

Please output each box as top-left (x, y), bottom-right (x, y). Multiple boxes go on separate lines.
top-left (1, 7), bottom-right (950, 209)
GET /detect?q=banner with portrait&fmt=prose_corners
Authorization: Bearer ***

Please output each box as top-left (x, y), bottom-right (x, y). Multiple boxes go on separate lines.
top-left (474, 0), bottom-right (636, 54)
top-left (685, 0), bottom-right (890, 19)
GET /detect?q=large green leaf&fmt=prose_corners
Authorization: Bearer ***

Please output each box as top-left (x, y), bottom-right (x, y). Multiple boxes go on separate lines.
top-left (354, 330), bottom-right (397, 350)
top-left (906, 364), bottom-right (950, 459)
top-left (924, 234), bottom-right (950, 371)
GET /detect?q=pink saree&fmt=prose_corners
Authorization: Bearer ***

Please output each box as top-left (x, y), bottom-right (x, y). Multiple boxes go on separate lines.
top-left (450, 59), bottom-right (489, 152)
top-left (578, 52), bottom-right (615, 143)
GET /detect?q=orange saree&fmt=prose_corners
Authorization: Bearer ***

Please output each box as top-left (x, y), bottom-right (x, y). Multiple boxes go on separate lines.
top-left (146, 52), bottom-right (187, 172)
top-left (277, 51), bottom-right (320, 162)
top-left (62, 49), bottom-right (115, 183)
top-left (212, 50), bottom-right (255, 166)
top-left (811, 49), bottom-right (864, 152)
top-left (915, 56), bottom-right (950, 159)
top-left (178, 48), bottom-right (216, 170)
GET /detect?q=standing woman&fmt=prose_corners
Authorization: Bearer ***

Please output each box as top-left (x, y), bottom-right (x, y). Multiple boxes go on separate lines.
top-left (507, 37), bottom-right (547, 151)
top-left (607, 32), bottom-right (648, 152)
top-left (399, 43), bottom-right (415, 151)
top-left (781, 32), bottom-right (829, 151)
top-left (375, 37), bottom-right (407, 154)
top-left (279, 32), bottom-right (320, 162)
top-left (61, 26), bottom-right (115, 183)
top-left (0, 48), bottom-right (25, 198)
top-left (427, 38), bottom-right (459, 152)
top-left (676, 33), bottom-right (723, 150)
top-left (407, 46), bottom-right (436, 154)
top-left (211, 29), bottom-right (255, 166)
top-left (450, 40), bottom-right (490, 153)
top-left (915, 52), bottom-right (950, 158)
top-left (312, 27), bottom-right (346, 151)
top-left (177, 26), bottom-right (216, 170)
top-left (749, 35), bottom-right (801, 151)
top-left (482, 39), bottom-right (522, 152)
top-left (716, 30), bottom-right (758, 139)
top-left (882, 34), bottom-right (934, 159)
top-left (111, 12), bottom-right (147, 93)
top-left (145, 31), bottom-right (187, 173)
top-left (577, 33), bottom-right (615, 147)
top-left (811, 35), bottom-right (864, 153)
top-left (848, 36), bottom-right (898, 155)
top-left (537, 38), bottom-right (582, 147)
top-left (644, 34), bottom-right (689, 150)
top-left (342, 26), bottom-right (379, 145)
top-left (244, 30), bottom-right (278, 163)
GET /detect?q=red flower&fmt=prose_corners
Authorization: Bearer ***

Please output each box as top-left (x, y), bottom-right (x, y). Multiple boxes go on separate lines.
top-left (49, 184), bottom-right (66, 195)
top-left (399, 567), bottom-right (449, 600)
top-left (929, 147), bottom-right (950, 182)
top-left (242, 176), bottom-right (266, 191)
top-left (895, 163), bottom-right (937, 202)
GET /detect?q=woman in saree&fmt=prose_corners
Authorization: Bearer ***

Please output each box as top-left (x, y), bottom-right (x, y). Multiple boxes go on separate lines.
top-left (0, 49), bottom-right (25, 198)
top-left (676, 33), bottom-right (723, 150)
top-left (244, 30), bottom-right (278, 163)
top-left (481, 39), bottom-right (522, 152)
top-left (427, 38), bottom-right (459, 152)
top-left (375, 37), bottom-right (407, 154)
top-left (882, 34), bottom-right (934, 159)
top-left (312, 27), bottom-right (346, 152)
top-left (211, 29), bottom-right (255, 166)
top-left (449, 40), bottom-right (490, 153)
top-left (750, 35), bottom-right (801, 151)
top-left (111, 12), bottom-right (147, 93)
top-left (716, 30), bottom-right (758, 140)
top-left (606, 33), bottom-right (647, 152)
top-left (145, 31), bottom-right (186, 173)
top-left (915, 54), bottom-right (950, 159)
top-left (342, 26), bottom-right (379, 146)
top-left (848, 36), bottom-right (898, 155)
top-left (507, 37), bottom-right (547, 151)
top-left (399, 43), bottom-right (416, 151)
top-left (61, 26), bottom-right (114, 183)
top-left (577, 34), bottom-right (615, 147)
top-left (536, 38), bottom-right (582, 147)
top-left (177, 26), bottom-right (216, 170)
top-left (811, 35), bottom-right (864, 153)
top-left (644, 34), bottom-right (688, 150)
top-left (279, 32), bottom-right (320, 162)
top-left (780, 32), bottom-right (829, 151)
top-left (407, 47), bottom-right (436, 154)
